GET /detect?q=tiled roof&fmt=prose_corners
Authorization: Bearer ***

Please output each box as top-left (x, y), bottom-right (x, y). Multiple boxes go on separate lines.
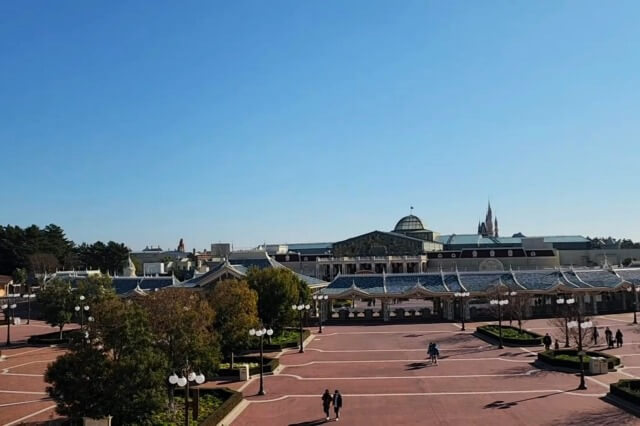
top-left (322, 268), bottom-right (629, 296)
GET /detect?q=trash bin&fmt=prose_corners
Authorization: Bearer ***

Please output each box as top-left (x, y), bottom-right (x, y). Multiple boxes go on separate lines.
top-left (238, 364), bottom-right (250, 381)
top-left (589, 357), bottom-right (608, 375)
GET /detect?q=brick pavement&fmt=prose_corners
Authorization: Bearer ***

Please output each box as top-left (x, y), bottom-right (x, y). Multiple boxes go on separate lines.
top-left (230, 314), bottom-right (640, 425)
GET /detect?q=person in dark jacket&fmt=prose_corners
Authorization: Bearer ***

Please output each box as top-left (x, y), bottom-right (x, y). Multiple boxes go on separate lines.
top-left (605, 327), bottom-right (613, 348)
top-left (333, 390), bottom-right (343, 421)
top-left (592, 326), bottom-right (599, 345)
top-left (322, 389), bottom-right (332, 421)
top-left (616, 329), bottom-right (624, 348)
top-left (543, 333), bottom-right (552, 351)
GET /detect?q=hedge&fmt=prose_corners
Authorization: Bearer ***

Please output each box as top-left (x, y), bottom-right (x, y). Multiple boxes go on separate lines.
top-left (475, 325), bottom-right (543, 346)
top-left (610, 380), bottom-right (640, 406)
top-left (27, 329), bottom-right (78, 345)
top-left (538, 349), bottom-right (621, 371)
top-left (217, 356), bottom-right (279, 377)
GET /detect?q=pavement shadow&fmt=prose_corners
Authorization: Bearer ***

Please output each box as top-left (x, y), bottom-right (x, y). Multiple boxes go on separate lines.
top-left (289, 419), bottom-right (331, 425)
top-left (406, 362), bottom-right (432, 370)
top-left (543, 405), bottom-right (632, 426)
top-left (484, 391), bottom-right (565, 410)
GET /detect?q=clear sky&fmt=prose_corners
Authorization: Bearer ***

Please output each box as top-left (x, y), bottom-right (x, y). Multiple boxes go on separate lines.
top-left (2, 1), bottom-right (639, 251)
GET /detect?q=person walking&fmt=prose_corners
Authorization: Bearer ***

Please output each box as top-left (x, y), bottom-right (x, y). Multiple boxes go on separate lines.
top-left (431, 342), bottom-right (440, 365)
top-left (322, 389), bottom-right (332, 421)
top-left (616, 329), bottom-right (624, 348)
top-left (543, 333), bottom-right (552, 351)
top-left (333, 390), bottom-right (343, 421)
top-left (554, 339), bottom-right (560, 350)
top-left (592, 326), bottom-right (599, 345)
top-left (605, 327), bottom-right (613, 349)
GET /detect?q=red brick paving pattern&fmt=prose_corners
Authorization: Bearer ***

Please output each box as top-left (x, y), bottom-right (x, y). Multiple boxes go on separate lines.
top-left (231, 315), bottom-right (640, 425)
top-left (0, 322), bottom-right (70, 425)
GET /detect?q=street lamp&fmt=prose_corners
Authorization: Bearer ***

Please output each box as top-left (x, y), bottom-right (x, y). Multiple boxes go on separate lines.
top-left (168, 363), bottom-right (205, 426)
top-left (489, 297), bottom-right (509, 349)
top-left (249, 327), bottom-right (274, 395)
top-left (312, 294), bottom-right (328, 333)
top-left (454, 292), bottom-right (470, 331)
top-left (22, 291), bottom-right (36, 324)
top-left (626, 286), bottom-right (640, 324)
top-left (75, 295), bottom-right (90, 328)
top-left (557, 297), bottom-right (575, 348)
top-left (567, 313), bottom-right (592, 391)
top-left (292, 303), bottom-right (311, 353)
top-left (1, 301), bottom-right (18, 346)
top-left (505, 291), bottom-right (517, 326)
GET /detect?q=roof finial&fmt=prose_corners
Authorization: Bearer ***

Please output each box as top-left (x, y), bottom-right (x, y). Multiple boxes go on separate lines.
top-left (410, 206), bottom-right (414, 215)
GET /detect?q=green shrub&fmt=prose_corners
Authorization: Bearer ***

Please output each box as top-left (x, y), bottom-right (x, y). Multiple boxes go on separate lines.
top-left (151, 394), bottom-right (224, 425)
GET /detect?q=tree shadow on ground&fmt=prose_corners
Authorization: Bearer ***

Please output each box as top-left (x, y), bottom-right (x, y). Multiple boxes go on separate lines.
top-left (543, 405), bottom-right (634, 426)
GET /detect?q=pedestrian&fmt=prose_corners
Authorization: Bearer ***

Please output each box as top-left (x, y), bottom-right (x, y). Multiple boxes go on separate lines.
top-left (554, 339), bottom-right (560, 350)
top-left (616, 329), bottom-right (624, 348)
top-left (430, 342), bottom-right (440, 365)
top-left (605, 327), bottom-right (613, 349)
top-left (543, 333), bottom-right (552, 351)
top-left (427, 342), bottom-right (434, 361)
top-left (333, 389), bottom-right (343, 421)
top-left (321, 389), bottom-right (332, 421)
top-left (592, 326), bottom-right (599, 345)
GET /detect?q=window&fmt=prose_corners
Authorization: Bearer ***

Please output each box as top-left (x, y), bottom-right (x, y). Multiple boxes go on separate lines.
top-left (438, 253), bottom-right (443, 258)
top-left (451, 253), bottom-right (457, 258)
top-left (490, 250), bottom-right (495, 257)
top-left (508, 250), bottom-right (513, 257)
top-left (530, 251), bottom-right (536, 257)
top-left (472, 251), bottom-right (477, 257)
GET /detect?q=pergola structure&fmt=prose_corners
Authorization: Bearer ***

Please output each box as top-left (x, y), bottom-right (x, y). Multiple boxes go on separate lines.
top-left (319, 267), bottom-right (640, 321)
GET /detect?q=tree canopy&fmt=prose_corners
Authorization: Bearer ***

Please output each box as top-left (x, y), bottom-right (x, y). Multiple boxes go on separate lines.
top-left (247, 268), bottom-right (310, 329)
top-left (0, 224), bottom-right (130, 275)
top-left (37, 278), bottom-right (77, 337)
top-left (46, 297), bottom-right (166, 425)
top-left (209, 279), bottom-right (259, 357)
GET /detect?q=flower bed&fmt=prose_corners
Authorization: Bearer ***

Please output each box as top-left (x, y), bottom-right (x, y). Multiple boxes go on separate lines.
top-left (152, 387), bottom-right (242, 425)
top-left (538, 349), bottom-right (620, 371)
top-left (475, 325), bottom-right (543, 346)
top-left (610, 380), bottom-right (640, 406)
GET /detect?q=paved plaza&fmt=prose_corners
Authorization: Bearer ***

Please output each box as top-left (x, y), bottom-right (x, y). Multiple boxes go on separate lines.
top-left (232, 314), bottom-right (640, 425)
top-left (0, 321), bottom-right (71, 425)
top-left (2, 316), bottom-right (640, 425)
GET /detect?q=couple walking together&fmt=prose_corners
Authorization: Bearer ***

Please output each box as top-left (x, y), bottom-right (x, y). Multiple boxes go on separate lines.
top-left (322, 389), bottom-right (343, 421)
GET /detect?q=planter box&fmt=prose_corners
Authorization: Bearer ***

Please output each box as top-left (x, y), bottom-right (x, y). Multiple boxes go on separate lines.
top-left (538, 349), bottom-right (620, 371)
top-left (27, 329), bottom-right (77, 345)
top-left (610, 380), bottom-right (640, 406)
top-left (476, 325), bottom-right (543, 346)
top-left (216, 356), bottom-right (279, 378)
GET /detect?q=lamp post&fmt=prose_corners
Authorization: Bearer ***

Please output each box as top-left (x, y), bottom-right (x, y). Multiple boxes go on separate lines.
top-left (454, 292), bottom-right (470, 331)
top-left (312, 294), bottom-right (328, 333)
top-left (556, 296), bottom-right (574, 348)
top-left (22, 291), bottom-right (36, 325)
top-left (567, 311), bottom-right (592, 391)
top-left (74, 295), bottom-right (90, 328)
top-left (168, 363), bottom-right (205, 426)
top-left (2, 300), bottom-right (18, 346)
top-left (626, 285), bottom-right (639, 324)
top-left (505, 291), bottom-right (517, 326)
top-left (489, 297), bottom-right (509, 349)
top-left (292, 303), bottom-right (311, 353)
top-left (249, 327), bottom-right (274, 395)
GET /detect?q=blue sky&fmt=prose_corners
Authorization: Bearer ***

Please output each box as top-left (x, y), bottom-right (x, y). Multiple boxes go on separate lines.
top-left (2, 1), bottom-right (639, 251)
